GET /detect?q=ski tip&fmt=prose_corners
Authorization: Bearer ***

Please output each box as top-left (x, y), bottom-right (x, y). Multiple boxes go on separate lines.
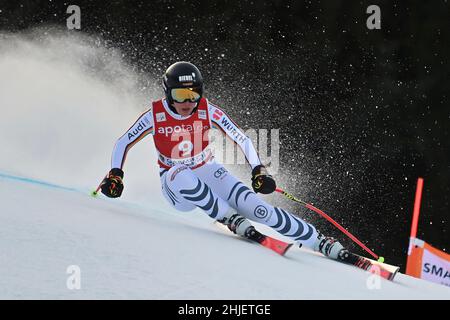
top-left (387, 268), bottom-right (399, 281)
top-left (260, 237), bottom-right (293, 256)
top-left (282, 243), bottom-right (294, 255)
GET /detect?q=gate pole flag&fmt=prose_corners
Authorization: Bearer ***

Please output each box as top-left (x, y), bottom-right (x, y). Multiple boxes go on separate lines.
top-left (406, 178), bottom-right (450, 287)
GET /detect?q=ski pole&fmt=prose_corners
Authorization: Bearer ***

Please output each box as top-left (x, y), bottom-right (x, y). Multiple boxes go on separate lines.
top-left (275, 188), bottom-right (384, 262)
top-left (91, 175), bottom-right (106, 197)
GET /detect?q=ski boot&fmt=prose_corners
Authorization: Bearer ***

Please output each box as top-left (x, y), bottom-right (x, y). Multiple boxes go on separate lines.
top-left (313, 232), bottom-right (345, 260)
top-left (313, 233), bottom-right (372, 269)
top-left (217, 210), bottom-right (291, 255)
top-left (218, 209), bottom-right (267, 242)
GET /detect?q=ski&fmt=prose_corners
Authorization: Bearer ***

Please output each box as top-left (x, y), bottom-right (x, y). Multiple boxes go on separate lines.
top-left (245, 227), bottom-right (293, 256)
top-left (338, 250), bottom-right (400, 281)
top-left (214, 221), bottom-right (292, 256)
top-left (215, 221), bottom-right (399, 280)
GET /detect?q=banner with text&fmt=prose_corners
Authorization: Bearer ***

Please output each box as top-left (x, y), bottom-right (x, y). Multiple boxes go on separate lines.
top-left (406, 237), bottom-right (450, 287)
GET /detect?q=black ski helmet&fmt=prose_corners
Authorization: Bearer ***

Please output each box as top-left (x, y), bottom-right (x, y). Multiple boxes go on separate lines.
top-left (163, 61), bottom-right (203, 104)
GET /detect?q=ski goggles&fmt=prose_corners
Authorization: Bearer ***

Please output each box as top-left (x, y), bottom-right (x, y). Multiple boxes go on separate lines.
top-left (170, 87), bottom-right (202, 103)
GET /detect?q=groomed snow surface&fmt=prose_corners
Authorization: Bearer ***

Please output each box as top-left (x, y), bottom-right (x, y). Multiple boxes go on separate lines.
top-left (0, 31), bottom-right (448, 300)
top-left (1, 175), bottom-right (449, 300)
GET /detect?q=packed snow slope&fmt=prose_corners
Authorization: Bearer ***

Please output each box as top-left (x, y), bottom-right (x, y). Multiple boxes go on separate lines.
top-left (1, 30), bottom-right (449, 299)
top-left (1, 173), bottom-right (449, 299)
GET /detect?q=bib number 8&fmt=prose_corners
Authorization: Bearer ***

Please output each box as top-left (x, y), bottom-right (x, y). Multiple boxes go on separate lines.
top-left (178, 141), bottom-right (193, 156)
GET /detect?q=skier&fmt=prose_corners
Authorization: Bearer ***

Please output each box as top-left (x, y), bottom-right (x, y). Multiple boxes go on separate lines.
top-left (100, 61), bottom-right (347, 260)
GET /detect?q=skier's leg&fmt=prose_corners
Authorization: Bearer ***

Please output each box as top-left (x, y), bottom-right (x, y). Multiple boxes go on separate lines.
top-left (161, 165), bottom-right (252, 236)
top-left (160, 168), bottom-right (197, 212)
top-left (193, 163), bottom-right (344, 258)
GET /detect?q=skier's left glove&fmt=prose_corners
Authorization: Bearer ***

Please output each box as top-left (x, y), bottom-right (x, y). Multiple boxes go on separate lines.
top-left (100, 168), bottom-right (124, 198)
top-left (251, 165), bottom-right (276, 194)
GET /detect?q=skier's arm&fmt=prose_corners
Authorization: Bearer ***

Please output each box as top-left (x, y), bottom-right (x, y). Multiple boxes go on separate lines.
top-left (111, 109), bottom-right (154, 170)
top-left (208, 102), bottom-right (276, 194)
top-left (101, 109), bottom-right (154, 198)
top-left (208, 102), bottom-right (262, 169)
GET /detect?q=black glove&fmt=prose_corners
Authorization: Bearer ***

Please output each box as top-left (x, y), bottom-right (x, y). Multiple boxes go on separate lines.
top-left (251, 165), bottom-right (276, 194)
top-left (100, 168), bottom-right (124, 198)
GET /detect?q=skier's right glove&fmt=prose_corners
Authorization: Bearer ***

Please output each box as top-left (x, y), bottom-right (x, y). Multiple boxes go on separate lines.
top-left (100, 168), bottom-right (124, 198)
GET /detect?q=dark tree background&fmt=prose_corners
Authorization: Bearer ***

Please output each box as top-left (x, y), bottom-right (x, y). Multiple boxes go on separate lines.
top-left (1, 0), bottom-right (448, 271)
